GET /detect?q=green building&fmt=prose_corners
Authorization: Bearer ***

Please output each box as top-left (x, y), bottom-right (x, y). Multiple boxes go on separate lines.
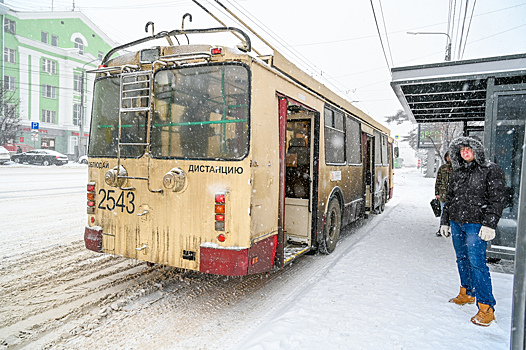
top-left (1, 3), bottom-right (117, 158)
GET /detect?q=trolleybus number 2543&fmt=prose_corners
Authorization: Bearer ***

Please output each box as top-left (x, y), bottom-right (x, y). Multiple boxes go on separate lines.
top-left (83, 21), bottom-right (394, 277)
top-left (97, 189), bottom-right (135, 214)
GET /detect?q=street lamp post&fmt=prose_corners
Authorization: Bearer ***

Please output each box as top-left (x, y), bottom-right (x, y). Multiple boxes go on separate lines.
top-left (407, 31), bottom-right (452, 61)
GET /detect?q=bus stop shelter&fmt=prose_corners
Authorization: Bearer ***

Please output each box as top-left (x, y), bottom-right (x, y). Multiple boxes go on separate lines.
top-left (391, 53), bottom-right (526, 349)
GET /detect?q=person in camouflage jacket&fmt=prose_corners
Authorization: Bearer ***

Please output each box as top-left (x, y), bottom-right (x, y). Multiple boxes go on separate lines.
top-left (434, 152), bottom-right (452, 236)
top-left (435, 152), bottom-right (452, 203)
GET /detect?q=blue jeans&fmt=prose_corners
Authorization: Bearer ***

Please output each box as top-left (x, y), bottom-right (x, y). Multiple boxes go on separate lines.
top-left (450, 221), bottom-right (496, 309)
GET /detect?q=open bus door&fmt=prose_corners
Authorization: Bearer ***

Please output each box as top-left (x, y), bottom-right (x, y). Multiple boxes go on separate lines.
top-left (362, 132), bottom-right (375, 216)
top-left (276, 94), bottom-right (319, 269)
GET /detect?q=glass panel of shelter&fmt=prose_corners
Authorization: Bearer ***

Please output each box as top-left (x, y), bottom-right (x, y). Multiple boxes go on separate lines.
top-left (492, 92), bottom-right (526, 250)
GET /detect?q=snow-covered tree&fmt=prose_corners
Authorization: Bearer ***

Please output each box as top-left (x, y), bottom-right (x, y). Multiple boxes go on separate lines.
top-left (0, 85), bottom-right (20, 145)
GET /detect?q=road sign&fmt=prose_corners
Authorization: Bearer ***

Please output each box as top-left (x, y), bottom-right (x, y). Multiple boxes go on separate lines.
top-left (31, 122), bottom-right (39, 130)
top-left (31, 135), bottom-right (38, 141)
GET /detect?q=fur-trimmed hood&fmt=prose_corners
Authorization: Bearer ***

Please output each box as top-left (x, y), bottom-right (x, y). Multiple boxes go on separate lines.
top-left (448, 136), bottom-right (489, 170)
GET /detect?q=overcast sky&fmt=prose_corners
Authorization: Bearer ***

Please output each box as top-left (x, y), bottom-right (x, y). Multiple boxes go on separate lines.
top-left (8, 0), bottom-right (526, 124)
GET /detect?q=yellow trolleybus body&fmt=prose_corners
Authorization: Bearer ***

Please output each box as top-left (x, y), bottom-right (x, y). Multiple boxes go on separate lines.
top-left (84, 27), bottom-right (393, 276)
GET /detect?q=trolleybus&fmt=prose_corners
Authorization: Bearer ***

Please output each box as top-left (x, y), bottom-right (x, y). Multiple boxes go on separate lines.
top-left (84, 24), bottom-right (394, 276)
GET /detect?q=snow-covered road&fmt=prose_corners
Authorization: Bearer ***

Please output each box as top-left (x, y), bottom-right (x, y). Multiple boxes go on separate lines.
top-left (0, 165), bottom-right (513, 349)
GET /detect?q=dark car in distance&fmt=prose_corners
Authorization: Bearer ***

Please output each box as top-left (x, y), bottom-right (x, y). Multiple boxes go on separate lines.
top-left (11, 149), bottom-right (69, 166)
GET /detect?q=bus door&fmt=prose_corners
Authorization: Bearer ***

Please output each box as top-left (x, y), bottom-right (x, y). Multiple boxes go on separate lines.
top-left (362, 132), bottom-right (375, 215)
top-left (285, 116), bottom-right (312, 243)
top-left (277, 95), bottom-right (318, 268)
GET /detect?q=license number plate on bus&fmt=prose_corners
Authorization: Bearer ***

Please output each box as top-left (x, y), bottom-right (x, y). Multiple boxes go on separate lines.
top-left (97, 189), bottom-right (135, 214)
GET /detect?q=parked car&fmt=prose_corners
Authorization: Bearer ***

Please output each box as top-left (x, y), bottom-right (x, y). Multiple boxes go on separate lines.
top-left (0, 146), bottom-right (10, 164)
top-left (78, 155), bottom-right (88, 164)
top-left (11, 149), bottom-right (69, 166)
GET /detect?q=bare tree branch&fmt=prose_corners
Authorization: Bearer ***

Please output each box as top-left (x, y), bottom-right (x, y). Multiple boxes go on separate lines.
top-left (0, 84), bottom-right (21, 145)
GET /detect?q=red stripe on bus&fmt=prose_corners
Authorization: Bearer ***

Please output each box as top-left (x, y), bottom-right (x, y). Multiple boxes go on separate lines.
top-left (200, 235), bottom-right (277, 276)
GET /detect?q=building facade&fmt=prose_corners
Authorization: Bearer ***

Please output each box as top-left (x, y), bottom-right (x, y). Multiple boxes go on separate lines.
top-left (1, 4), bottom-right (117, 158)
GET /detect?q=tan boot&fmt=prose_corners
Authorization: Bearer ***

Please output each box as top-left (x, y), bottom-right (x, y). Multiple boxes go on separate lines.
top-left (449, 287), bottom-right (476, 305)
top-left (471, 303), bottom-right (496, 326)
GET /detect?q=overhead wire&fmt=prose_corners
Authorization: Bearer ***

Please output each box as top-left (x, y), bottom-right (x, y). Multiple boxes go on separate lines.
top-left (285, 1), bottom-right (526, 49)
top-left (6, 0), bottom-right (526, 110)
top-left (378, 0), bottom-right (394, 68)
top-left (463, 22), bottom-right (526, 45)
top-left (460, 0), bottom-right (477, 59)
top-left (448, 0), bottom-right (457, 58)
top-left (9, 0), bottom-right (526, 53)
top-left (447, 0), bottom-right (452, 38)
top-left (215, 0), bottom-right (329, 77)
top-left (457, 0), bottom-right (470, 60)
top-left (369, 0), bottom-right (391, 72)
top-left (453, 0), bottom-right (464, 60)
top-left (220, 0), bottom-right (365, 105)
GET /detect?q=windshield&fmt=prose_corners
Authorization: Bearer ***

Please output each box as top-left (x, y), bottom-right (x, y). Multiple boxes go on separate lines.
top-left (88, 64), bottom-right (250, 160)
top-left (151, 64), bottom-right (250, 160)
top-left (88, 76), bottom-right (147, 158)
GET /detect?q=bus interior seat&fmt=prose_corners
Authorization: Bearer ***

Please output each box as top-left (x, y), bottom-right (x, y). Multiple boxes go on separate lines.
top-left (286, 138), bottom-right (310, 199)
top-left (287, 138), bottom-right (309, 166)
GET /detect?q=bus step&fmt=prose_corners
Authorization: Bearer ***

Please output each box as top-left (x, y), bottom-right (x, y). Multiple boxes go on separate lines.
top-left (283, 244), bottom-right (311, 265)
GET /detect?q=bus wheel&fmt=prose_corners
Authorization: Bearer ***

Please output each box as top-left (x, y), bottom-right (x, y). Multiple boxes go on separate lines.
top-left (378, 187), bottom-right (386, 213)
top-left (320, 198), bottom-right (341, 254)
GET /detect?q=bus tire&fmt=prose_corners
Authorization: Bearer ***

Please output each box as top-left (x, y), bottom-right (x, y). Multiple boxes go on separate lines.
top-left (320, 198), bottom-right (341, 254)
top-left (378, 187), bottom-right (386, 213)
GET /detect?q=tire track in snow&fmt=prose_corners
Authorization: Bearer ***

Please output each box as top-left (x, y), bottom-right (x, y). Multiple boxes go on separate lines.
top-left (0, 238), bottom-right (149, 348)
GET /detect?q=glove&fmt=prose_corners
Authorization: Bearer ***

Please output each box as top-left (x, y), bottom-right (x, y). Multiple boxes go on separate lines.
top-left (440, 225), bottom-right (451, 238)
top-left (479, 226), bottom-right (496, 241)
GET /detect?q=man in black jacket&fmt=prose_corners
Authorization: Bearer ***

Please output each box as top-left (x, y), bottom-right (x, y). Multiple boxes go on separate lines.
top-left (440, 136), bottom-right (506, 327)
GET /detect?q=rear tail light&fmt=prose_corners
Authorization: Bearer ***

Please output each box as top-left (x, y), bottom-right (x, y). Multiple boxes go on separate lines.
top-left (211, 47), bottom-right (223, 55)
top-left (215, 193), bottom-right (225, 204)
top-left (87, 182), bottom-right (96, 214)
top-left (214, 192), bottom-right (227, 234)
